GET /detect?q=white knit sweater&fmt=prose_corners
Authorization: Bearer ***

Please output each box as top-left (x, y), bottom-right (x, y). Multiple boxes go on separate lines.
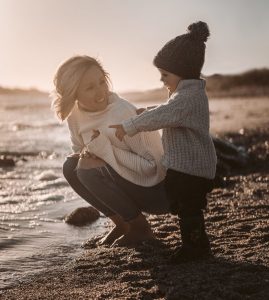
top-left (67, 93), bottom-right (166, 187)
top-left (123, 80), bottom-right (217, 179)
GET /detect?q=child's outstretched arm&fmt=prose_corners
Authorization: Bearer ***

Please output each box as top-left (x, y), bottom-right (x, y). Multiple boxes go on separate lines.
top-left (109, 124), bottom-right (127, 141)
top-left (110, 106), bottom-right (157, 140)
top-left (110, 94), bottom-right (191, 140)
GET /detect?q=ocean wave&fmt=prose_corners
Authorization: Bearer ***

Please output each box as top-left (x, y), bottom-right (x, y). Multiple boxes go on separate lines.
top-left (0, 171), bottom-right (25, 180)
top-left (0, 237), bottom-right (25, 250)
top-left (9, 122), bottom-right (60, 131)
top-left (0, 215), bottom-right (38, 222)
top-left (38, 194), bottom-right (64, 202)
top-left (38, 218), bottom-right (59, 223)
top-left (0, 203), bottom-right (37, 214)
top-left (35, 170), bottom-right (59, 181)
top-left (31, 178), bottom-right (68, 191)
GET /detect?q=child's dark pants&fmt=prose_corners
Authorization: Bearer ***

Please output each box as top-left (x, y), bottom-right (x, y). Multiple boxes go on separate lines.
top-left (164, 169), bottom-right (214, 218)
top-left (164, 169), bottom-right (214, 262)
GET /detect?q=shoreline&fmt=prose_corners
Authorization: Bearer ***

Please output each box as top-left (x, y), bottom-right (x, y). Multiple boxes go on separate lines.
top-left (1, 126), bottom-right (269, 299)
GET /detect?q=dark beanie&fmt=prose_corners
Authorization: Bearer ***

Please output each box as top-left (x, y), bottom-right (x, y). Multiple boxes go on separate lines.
top-left (153, 21), bottom-right (210, 79)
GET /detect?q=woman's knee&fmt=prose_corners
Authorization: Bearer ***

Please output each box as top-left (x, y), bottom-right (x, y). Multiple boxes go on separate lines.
top-left (76, 168), bottom-right (103, 187)
top-left (62, 157), bottom-right (79, 180)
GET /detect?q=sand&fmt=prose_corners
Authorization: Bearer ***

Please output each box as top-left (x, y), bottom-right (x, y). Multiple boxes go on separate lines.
top-left (209, 97), bottom-right (269, 135)
top-left (1, 99), bottom-right (269, 300)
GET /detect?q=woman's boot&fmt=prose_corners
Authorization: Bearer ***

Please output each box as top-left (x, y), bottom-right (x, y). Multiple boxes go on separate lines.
top-left (100, 214), bottom-right (129, 245)
top-left (112, 213), bottom-right (155, 247)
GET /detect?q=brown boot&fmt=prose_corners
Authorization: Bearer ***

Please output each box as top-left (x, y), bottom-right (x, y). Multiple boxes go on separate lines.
top-left (112, 213), bottom-right (155, 247)
top-left (99, 214), bottom-right (129, 246)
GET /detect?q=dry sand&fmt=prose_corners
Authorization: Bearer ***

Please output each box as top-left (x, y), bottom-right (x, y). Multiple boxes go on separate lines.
top-left (1, 98), bottom-right (269, 300)
top-left (209, 97), bottom-right (269, 135)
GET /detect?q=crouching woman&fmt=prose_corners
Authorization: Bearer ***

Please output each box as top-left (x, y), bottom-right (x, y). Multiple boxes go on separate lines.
top-left (51, 55), bottom-right (169, 246)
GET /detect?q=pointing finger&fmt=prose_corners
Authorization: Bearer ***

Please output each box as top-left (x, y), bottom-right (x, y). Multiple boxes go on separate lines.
top-left (109, 125), bottom-right (119, 129)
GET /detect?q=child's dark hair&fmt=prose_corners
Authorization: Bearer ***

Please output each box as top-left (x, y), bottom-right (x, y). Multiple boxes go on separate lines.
top-left (153, 21), bottom-right (210, 79)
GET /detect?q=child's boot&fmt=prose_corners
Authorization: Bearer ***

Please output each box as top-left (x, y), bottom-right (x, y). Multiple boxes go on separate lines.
top-left (171, 213), bottom-right (212, 263)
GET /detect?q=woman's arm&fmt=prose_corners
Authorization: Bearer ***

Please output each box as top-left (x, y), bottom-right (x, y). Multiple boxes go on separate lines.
top-left (136, 105), bottom-right (157, 115)
top-left (82, 131), bottom-right (158, 177)
top-left (67, 118), bottom-right (84, 153)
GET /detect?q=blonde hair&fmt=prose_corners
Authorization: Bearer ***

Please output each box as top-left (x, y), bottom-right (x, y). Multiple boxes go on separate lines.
top-left (51, 55), bottom-right (110, 121)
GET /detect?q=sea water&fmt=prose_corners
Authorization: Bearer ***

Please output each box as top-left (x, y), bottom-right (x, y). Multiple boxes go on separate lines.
top-left (0, 94), bottom-right (107, 289)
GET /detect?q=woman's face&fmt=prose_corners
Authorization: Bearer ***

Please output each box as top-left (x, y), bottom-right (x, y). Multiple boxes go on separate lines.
top-left (158, 68), bottom-right (181, 94)
top-left (76, 65), bottom-right (109, 112)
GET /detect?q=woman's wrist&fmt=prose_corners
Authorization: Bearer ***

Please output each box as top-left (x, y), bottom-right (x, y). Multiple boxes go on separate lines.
top-left (67, 153), bottom-right (80, 158)
top-left (146, 105), bottom-right (157, 110)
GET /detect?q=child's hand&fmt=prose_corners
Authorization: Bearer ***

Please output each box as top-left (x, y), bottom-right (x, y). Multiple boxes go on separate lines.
top-left (109, 124), bottom-right (126, 141)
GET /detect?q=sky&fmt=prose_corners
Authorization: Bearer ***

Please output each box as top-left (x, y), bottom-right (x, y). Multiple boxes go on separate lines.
top-left (1, 0), bottom-right (269, 93)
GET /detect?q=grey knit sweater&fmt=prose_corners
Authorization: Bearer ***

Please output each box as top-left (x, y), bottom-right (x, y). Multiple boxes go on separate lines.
top-left (122, 79), bottom-right (217, 179)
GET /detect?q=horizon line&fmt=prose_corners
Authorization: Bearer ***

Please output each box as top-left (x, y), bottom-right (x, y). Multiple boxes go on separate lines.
top-left (1, 66), bottom-right (268, 95)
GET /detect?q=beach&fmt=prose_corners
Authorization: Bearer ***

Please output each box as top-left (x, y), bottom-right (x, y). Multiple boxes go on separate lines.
top-left (1, 95), bottom-right (269, 299)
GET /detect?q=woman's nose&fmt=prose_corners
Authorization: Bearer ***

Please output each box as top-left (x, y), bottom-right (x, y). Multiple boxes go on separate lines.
top-left (95, 85), bottom-right (105, 96)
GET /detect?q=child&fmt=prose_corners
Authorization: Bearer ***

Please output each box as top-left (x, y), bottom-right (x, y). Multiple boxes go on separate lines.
top-left (110, 21), bottom-right (217, 262)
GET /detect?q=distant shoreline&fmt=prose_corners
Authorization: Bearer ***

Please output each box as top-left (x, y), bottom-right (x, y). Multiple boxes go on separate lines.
top-left (1, 68), bottom-right (269, 101)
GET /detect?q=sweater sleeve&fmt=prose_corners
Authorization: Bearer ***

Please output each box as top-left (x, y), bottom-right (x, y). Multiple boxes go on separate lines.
top-left (67, 118), bottom-right (84, 153)
top-left (82, 131), bottom-right (157, 177)
top-left (122, 93), bottom-right (191, 136)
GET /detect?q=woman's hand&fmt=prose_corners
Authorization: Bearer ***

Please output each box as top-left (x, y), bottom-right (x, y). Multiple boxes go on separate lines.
top-left (67, 153), bottom-right (80, 158)
top-left (147, 105), bottom-right (157, 110)
top-left (77, 150), bottom-right (106, 169)
top-left (91, 129), bottom-right (100, 141)
top-left (136, 106), bottom-right (156, 115)
top-left (109, 124), bottom-right (126, 141)
top-left (136, 108), bottom-right (146, 115)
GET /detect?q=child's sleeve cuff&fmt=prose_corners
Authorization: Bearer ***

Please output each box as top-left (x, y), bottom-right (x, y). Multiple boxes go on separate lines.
top-left (122, 118), bottom-right (139, 137)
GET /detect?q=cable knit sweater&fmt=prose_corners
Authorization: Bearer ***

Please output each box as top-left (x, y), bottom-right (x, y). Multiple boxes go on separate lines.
top-left (67, 93), bottom-right (166, 187)
top-left (123, 79), bottom-right (217, 179)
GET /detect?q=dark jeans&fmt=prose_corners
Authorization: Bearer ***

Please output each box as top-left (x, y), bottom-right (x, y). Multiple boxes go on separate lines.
top-left (164, 169), bottom-right (214, 218)
top-left (63, 157), bottom-right (169, 221)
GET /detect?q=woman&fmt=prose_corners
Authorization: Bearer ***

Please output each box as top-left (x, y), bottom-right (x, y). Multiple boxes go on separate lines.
top-left (51, 55), bottom-right (169, 246)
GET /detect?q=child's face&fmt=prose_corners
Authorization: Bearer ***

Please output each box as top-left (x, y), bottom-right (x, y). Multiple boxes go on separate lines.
top-left (76, 65), bottom-right (109, 112)
top-left (158, 68), bottom-right (181, 94)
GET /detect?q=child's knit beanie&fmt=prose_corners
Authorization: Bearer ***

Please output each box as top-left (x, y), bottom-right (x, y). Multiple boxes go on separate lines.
top-left (153, 21), bottom-right (210, 79)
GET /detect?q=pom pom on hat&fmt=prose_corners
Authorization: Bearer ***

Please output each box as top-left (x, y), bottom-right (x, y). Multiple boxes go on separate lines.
top-left (187, 21), bottom-right (210, 43)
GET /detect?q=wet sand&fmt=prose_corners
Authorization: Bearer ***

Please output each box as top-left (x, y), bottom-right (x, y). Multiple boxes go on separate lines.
top-left (1, 99), bottom-right (269, 300)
